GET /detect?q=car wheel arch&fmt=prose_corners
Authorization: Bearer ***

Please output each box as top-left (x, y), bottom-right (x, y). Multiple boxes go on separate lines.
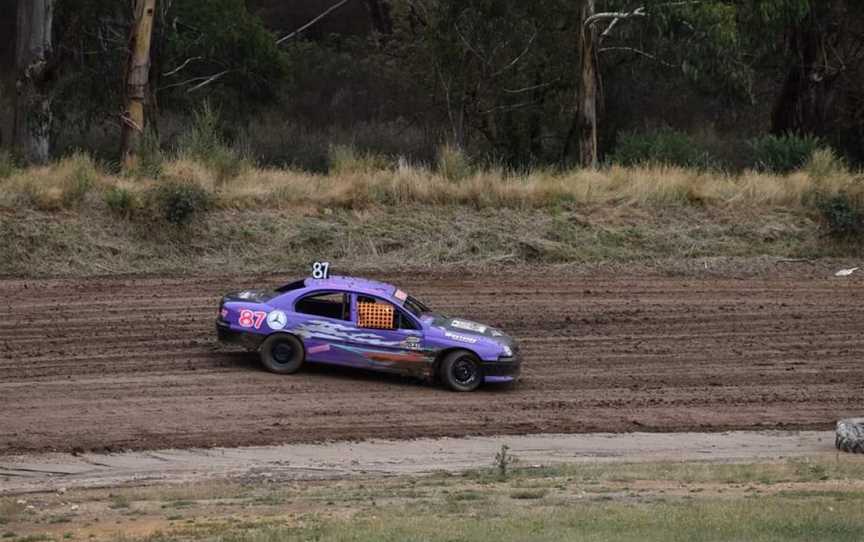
top-left (257, 331), bottom-right (305, 352)
top-left (433, 347), bottom-right (480, 380)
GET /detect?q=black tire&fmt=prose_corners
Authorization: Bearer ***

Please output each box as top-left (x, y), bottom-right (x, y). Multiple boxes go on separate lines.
top-left (259, 334), bottom-right (305, 375)
top-left (836, 418), bottom-right (864, 454)
top-left (440, 350), bottom-right (483, 392)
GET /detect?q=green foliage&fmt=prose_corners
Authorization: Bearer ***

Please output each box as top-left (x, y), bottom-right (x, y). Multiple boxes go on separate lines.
top-left (162, 0), bottom-right (288, 109)
top-left (179, 104), bottom-right (227, 159)
top-left (146, 180), bottom-right (213, 226)
top-left (391, 0), bottom-right (577, 165)
top-left (61, 154), bottom-right (98, 208)
top-left (436, 144), bottom-right (473, 182)
top-left (52, 0), bottom-right (287, 152)
top-left (494, 444), bottom-right (518, 480)
top-left (806, 148), bottom-right (848, 182)
top-left (52, 0), bottom-right (133, 132)
top-left (0, 151), bottom-right (17, 180)
top-left (135, 129), bottom-right (165, 180)
top-left (611, 129), bottom-right (714, 169)
top-left (179, 104), bottom-right (250, 184)
top-left (814, 192), bottom-right (864, 239)
top-left (328, 144), bottom-right (391, 175)
top-left (748, 134), bottom-right (823, 173)
top-left (104, 187), bottom-right (137, 219)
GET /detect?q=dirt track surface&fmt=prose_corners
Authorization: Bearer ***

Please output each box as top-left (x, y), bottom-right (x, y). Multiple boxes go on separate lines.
top-left (1, 270), bottom-right (862, 454)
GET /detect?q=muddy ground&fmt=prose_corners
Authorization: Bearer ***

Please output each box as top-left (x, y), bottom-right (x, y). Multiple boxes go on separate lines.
top-left (1, 267), bottom-right (862, 455)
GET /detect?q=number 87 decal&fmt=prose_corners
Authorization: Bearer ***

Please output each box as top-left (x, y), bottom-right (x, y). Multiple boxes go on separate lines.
top-left (239, 309), bottom-right (267, 329)
top-left (312, 261), bottom-right (330, 280)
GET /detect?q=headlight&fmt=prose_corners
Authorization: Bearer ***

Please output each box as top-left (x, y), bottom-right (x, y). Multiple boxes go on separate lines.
top-left (501, 345), bottom-right (513, 357)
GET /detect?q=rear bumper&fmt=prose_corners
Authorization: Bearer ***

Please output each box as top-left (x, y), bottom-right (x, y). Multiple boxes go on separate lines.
top-left (216, 321), bottom-right (265, 350)
top-left (481, 357), bottom-right (521, 384)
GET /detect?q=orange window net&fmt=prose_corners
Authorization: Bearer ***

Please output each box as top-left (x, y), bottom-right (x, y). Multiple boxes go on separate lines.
top-left (358, 301), bottom-right (395, 330)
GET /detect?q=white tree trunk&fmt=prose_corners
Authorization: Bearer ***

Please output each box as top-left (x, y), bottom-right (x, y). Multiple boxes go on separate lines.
top-left (14, 0), bottom-right (54, 164)
top-left (121, 0), bottom-right (158, 170)
top-left (576, 0), bottom-right (599, 169)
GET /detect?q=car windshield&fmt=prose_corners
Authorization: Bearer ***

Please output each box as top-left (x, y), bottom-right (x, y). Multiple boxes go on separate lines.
top-left (403, 295), bottom-right (432, 317)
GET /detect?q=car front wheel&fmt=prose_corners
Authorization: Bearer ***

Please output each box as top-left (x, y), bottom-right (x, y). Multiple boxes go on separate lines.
top-left (440, 350), bottom-right (482, 392)
top-left (260, 334), bottom-right (305, 374)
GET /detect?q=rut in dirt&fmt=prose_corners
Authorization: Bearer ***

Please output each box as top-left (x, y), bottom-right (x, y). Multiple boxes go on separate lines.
top-left (0, 271), bottom-right (862, 454)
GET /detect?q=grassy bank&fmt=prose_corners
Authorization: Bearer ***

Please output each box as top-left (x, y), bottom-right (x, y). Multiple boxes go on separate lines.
top-left (0, 153), bottom-right (861, 277)
top-left (3, 457), bottom-right (864, 541)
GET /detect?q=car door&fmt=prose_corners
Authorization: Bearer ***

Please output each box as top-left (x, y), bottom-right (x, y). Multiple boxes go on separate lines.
top-left (342, 294), bottom-right (429, 377)
top-left (291, 291), bottom-right (367, 367)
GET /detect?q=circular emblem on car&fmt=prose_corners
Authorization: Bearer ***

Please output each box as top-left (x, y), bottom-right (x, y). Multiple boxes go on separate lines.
top-left (267, 310), bottom-right (287, 330)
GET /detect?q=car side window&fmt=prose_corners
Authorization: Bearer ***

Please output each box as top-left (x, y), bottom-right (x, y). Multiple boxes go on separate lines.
top-left (295, 292), bottom-right (349, 321)
top-left (356, 296), bottom-right (419, 331)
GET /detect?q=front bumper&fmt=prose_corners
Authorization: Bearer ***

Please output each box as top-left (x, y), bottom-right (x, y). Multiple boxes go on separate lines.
top-left (481, 356), bottom-right (521, 384)
top-left (216, 320), bottom-right (265, 350)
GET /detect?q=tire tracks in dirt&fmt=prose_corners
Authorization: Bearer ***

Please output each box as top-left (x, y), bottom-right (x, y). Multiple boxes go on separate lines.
top-left (0, 271), bottom-right (862, 454)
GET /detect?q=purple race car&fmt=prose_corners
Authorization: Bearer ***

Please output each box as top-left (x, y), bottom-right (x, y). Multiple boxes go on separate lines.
top-left (216, 273), bottom-right (520, 391)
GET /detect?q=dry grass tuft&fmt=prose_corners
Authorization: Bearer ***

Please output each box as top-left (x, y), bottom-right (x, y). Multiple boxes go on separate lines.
top-left (1, 152), bottom-right (862, 214)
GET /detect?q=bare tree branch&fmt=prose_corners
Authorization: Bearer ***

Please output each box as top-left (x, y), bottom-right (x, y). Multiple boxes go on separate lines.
top-left (584, 7), bottom-right (646, 29)
top-left (276, 0), bottom-right (353, 45)
top-left (598, 46), bottom-right (678, 68)
top-left (492, 30), bottom-right (538, 77)
top-left (479, 100), bottom-right (540, 115)
top-left (163, 56), bottom-right (204, 77)
top-left (503, 80), bottom-right (557, 94)
top-left (157, 69), bottom-right (230, 92)
top-left (587, 1), bottom-right (702, 34)
top-left (454, 21), bottom-right (491, 69)
top-left (186, 70), bottom-right (230, 92)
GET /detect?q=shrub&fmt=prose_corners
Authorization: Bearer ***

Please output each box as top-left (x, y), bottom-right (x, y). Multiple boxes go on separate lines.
top-left (806, 148), bottom-right (847, 182)
top-left (104, 187), bottom-right (137, 219)
top-left (135, 129), bottom-right (164, 180)
top-left (494, 444), bottom-right (518, 480)
top-left (0, 150), bottom-right (16, 180)
top-left (179, 102), bottom-right (225, 159)
top-left (748, 133), bottom-right (822, 173)
top-left (815, 192), bottom-right (864, 239)
top-left (61, 153), bottom-right (98, 208)
top-left (436, 143), bottom-right (472, 182)
top-left (611, 129), bottom-right (714, 170)
top-left (328, 144), bottom-right (391, 175)
top-left (146, 180), bottom-right (213, 226)
top-left (178, 103), bottom-right (249, 184)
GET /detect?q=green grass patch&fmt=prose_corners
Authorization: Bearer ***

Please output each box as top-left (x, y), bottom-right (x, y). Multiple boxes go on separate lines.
top-left (109, 494), bottom-right (131, 510)
top-left (23, 458), bottom-right (864, 542)
top-left (142, 496), bottom-right (864, 542)
top-left (509, 489), bottom-right (548, 500)
top-left (47, 513), bottom-right (74, 524)
top-left (465, 458), bottom-right (864, 486)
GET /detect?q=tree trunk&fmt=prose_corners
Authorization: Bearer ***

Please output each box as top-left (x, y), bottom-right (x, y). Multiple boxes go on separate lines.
top-left (771, 1), bottom-right (846, 137)
top-left (13, 0), bottom-right (54, 164)
top-left (564, 0), bottom-right (599, 169)
top-left (363, 0), bottom-right (392, 38)
top-left (121, 0), bottom-right (157, 171)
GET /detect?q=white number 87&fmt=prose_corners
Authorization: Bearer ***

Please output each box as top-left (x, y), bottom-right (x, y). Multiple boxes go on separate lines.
top-left (312, 261), bottom-right (331, 280)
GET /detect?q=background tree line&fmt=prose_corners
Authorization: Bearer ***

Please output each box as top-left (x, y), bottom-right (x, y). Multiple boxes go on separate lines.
top-left (1, 0), bottom-right (863, 172)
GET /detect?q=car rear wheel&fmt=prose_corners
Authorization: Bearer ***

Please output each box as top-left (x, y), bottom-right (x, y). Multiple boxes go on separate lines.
top-left (440, 351), bottom-right (482, 392)
top-left (260, 334), bottom-right (305, 375)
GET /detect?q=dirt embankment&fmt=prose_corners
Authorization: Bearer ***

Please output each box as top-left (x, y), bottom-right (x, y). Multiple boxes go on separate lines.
top-left (0, 270), bottom-right (862, 454)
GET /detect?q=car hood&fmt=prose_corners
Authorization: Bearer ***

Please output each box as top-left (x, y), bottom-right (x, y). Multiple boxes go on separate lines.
top-left (426, 314), bottom-right (515, 346)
